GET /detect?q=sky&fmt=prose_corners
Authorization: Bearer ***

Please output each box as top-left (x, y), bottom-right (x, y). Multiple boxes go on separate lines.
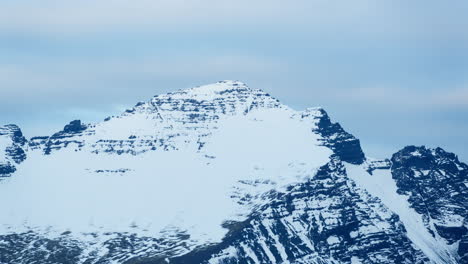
top-left (1, 0), bottom-right (467, 161)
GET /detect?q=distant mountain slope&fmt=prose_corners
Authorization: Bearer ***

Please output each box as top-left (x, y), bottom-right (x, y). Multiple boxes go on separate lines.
top-left (0, 81), bottom-right (466, 264)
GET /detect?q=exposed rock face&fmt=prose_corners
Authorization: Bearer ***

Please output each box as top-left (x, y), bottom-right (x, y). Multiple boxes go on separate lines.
top-left (0, 232), bottom-right (83, 264)
top-left (460, 234), bottom-right (468, 263)
top-left (310, 108), bottom-right (366, 165)
top-left (391, 146), bottom-right (468, 261)
top-left (0, 163), bottom-right (16, 175)
top-left (62, 120), bottom-right (87, 134)
top-left (364, 158), bottom-right (392, 175)
top-left (0, 81), bottom-right (467, 263)
top-left (40, 120), bottom-right (88, 155)
top-left (0, 124), bottom-right (27, 178)
top-left (0, 231), bottom-right (191, 264)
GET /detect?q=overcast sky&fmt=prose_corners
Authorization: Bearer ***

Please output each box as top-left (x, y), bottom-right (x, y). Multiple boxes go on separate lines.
top-left (1, 0), bottom-right (467, 161)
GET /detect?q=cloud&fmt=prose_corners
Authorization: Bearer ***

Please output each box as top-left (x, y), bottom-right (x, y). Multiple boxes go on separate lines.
top-left (435, 87), bottom-right (468, 108)
top-left (1, 0), bottom-right (467, 43)
top-left (0, 0), bottom-right (337, 32)
top-left (333, 86), bottom-right (468, 110)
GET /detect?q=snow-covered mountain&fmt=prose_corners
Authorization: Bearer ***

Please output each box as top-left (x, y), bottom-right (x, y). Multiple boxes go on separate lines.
top-left (0, 80), bottom-right (466, 264)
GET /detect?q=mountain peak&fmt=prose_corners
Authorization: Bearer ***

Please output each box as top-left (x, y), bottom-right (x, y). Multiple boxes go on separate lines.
top-left (1, 81), bottom-right (467, 263)
top-left (175, 80), bottom-right (253, 99)
top-left (143, 81), bottom-right (269, 109)
top-left (140, 80), bottom-right (281, 119)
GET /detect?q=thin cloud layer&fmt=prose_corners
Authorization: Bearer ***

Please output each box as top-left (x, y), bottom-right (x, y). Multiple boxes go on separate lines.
top-left (0, 0), bottom-right (467, 42)
top-left (0, 0), bottom-right (467, 160)
top-left (336, 86), bottom-right (468, 110)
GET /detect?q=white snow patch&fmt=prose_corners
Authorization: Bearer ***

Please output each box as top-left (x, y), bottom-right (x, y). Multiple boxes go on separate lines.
top-left (350, 256), bottom-right (362, 264)
top-left (208, 246), bottom-right (238, 264)
top-left (326, 236), bottom-right (340, 245)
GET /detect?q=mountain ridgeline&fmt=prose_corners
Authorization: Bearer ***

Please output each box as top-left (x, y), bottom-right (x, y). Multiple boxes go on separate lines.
top-left (0, 81), bottom-right (466, 264)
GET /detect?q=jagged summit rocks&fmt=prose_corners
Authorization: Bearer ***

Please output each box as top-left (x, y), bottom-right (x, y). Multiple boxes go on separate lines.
top-left (0, 81), bottom-right (467, 263)
top-left (62, 120), bottom-right (87, 134)
top-left (175, 80), bottom-right (255, 98)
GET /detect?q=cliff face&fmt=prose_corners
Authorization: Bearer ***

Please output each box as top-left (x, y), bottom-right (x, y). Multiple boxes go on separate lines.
top-left (310, 108), bottom-right (365, 165)
top-left (391, 146), bottom-right (468, 262)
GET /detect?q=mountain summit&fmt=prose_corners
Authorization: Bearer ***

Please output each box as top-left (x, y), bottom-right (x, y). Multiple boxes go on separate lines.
top-left (0, 81), bottom-right (466, 264)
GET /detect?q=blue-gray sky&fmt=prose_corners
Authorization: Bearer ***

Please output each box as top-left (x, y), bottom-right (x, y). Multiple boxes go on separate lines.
top-left (1, 0), bottom-right (467, 161)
